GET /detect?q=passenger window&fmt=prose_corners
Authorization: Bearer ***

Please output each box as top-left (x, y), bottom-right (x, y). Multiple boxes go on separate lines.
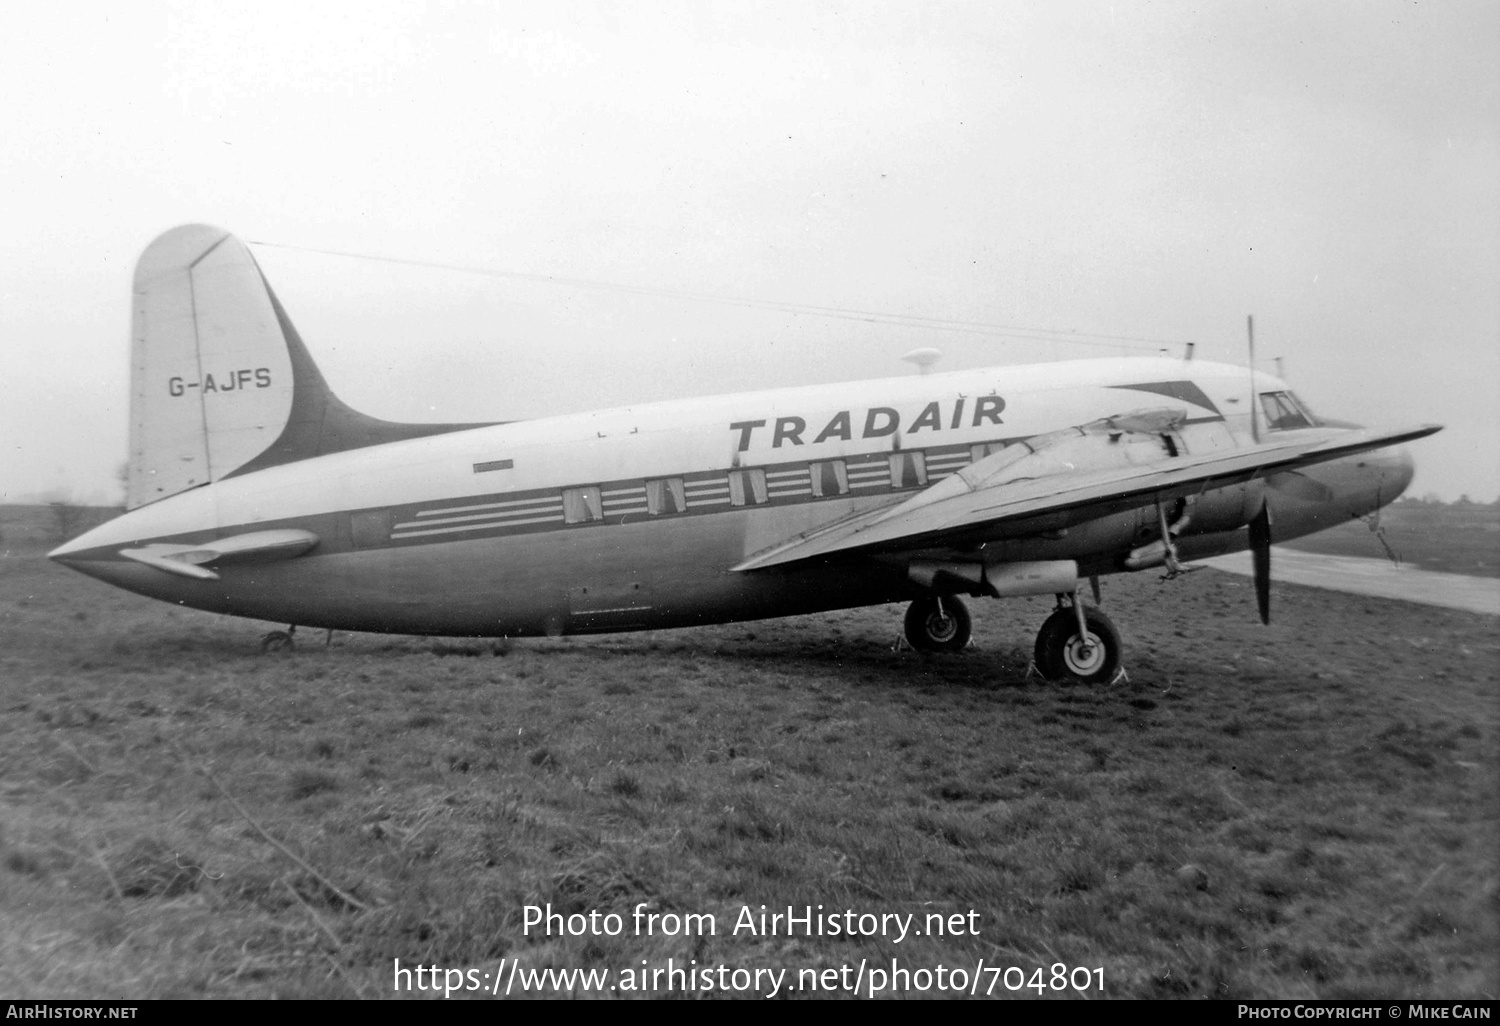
top-left (645, 477), bottom-right (687, 515)
top-left (888, 452), bottom-right (928, 489)
top-left (562, 486), bottom-right (603, 523)
top-left (809, 460), bottom-right (849, 497)
top-left (727, 469), bottom-right (769, 506)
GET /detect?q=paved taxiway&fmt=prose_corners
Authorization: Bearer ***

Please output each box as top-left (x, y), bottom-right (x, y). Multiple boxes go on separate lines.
top-left (1201, 548), bottom-right (1500, 616)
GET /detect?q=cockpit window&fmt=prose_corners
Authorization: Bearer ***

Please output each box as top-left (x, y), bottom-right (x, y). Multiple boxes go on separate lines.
top-left (1259, 391), bottom-right (1316, 431)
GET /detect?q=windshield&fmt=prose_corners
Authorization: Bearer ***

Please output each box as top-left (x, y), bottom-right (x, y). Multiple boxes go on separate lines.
top-left (1258, 390), bottom-right (1317, 431)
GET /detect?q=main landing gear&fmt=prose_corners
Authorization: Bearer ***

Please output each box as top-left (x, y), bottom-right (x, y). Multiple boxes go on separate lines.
top-left (901, 589), bottom-right (1123, 683)
top-left (903, 594), bottom-right (973, 653)
top-left (1033, 598), bottom-right (1122, 684)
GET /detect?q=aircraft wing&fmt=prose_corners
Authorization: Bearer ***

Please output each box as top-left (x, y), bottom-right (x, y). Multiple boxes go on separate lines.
top-left (731, 422), bottom-right (1440, 572)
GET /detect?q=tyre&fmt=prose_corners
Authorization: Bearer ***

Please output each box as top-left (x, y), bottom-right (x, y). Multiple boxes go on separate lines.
top-left (260, 630), bottom-right (295, 653)
top-left (903, 595), bottom-right (972, 653)
top-left (1033, 606), bottom-right (1121, 683)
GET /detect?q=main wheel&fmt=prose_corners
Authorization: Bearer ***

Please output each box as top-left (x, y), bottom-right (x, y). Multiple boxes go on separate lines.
top-left (903, 595), bottom-right (972, 653)
top-left (1033, 607), bottom-right (1121, 683)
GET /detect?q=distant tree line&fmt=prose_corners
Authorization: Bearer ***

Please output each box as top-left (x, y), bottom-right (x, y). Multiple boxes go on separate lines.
top-left (44, 500), bottom-right (123, 544)
top-left (1401, 493), bottom-right (1500, 509)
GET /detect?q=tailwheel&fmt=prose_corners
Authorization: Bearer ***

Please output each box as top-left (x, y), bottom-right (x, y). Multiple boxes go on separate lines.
top-left (903, 595), bottom-right (972, 653)
top-left (260, 627), bottom-right (296, 653)
top-left (1034, 606), bottom-right (1121, 683)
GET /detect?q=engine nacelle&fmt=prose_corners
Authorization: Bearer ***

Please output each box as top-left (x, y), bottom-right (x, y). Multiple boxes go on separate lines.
top-left (971, 408), bottom-right (1187, 493)
top-left (1174, 481), bottom-right (1264, 536)
top-left (932, 408), bottom-right (1263, 571)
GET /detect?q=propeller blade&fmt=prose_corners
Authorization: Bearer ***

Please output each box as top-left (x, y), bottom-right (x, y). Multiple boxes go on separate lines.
top-left (1249, 503), bottom-right (1272, 625)
top-left (1266, 470), bottom-right (1334, 503)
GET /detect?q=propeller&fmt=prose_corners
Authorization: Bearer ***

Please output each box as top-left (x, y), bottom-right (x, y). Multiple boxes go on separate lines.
top-left (1245, 313), bottom-right (1273, 625)
top-left (1248, 502), bottom-right (1272, 625)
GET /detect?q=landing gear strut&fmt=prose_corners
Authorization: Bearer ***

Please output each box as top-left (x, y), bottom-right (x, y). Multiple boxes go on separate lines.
top-left (1033, 597), bottom-right (1121, 683)
top-left (903, 595), bottom-right (972, 653)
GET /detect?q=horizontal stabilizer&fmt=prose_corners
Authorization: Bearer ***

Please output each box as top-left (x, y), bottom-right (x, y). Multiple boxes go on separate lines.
top-left (118, 529), bottom-right (320, 581)
top-left (732, 422), bottom-right (1440, 572)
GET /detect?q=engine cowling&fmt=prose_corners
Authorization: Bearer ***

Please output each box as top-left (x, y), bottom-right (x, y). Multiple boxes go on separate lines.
top-left (942, 408), bottom-right (1261, 570)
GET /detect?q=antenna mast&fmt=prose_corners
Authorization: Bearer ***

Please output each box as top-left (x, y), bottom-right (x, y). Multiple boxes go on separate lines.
top-left (900, 348), bottom-right (942, 376)
top-left (1247, 315), bottom-right (1260, 443)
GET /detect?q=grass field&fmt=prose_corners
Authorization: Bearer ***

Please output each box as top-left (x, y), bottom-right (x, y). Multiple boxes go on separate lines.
top-left (1, 505), bottom-right (1496, 999)
top-left (1279, 502), bottom-right (1500, 579)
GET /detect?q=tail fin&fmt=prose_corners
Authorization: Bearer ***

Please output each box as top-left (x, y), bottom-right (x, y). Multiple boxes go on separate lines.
top-left (127, 225), bottom-right (492, 509)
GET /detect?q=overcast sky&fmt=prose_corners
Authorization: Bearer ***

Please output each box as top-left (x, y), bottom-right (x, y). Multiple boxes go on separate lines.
top-left (3, 1), bottom-right (1496, 505)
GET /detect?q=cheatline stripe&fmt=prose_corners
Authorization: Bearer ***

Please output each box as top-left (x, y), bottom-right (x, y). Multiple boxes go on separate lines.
top-left (395, 505), bottom-right (563, 529)
top-left (380, 443), bottom-right (1000, 538)
top-left (414, 495), bottom-right (561, 517)
top-left (393, 514), bottom-right (562, 538)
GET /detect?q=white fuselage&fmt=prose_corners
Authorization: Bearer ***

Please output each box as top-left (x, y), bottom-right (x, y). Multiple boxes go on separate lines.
top-left (52, 357), bottom-right (1412, 636)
